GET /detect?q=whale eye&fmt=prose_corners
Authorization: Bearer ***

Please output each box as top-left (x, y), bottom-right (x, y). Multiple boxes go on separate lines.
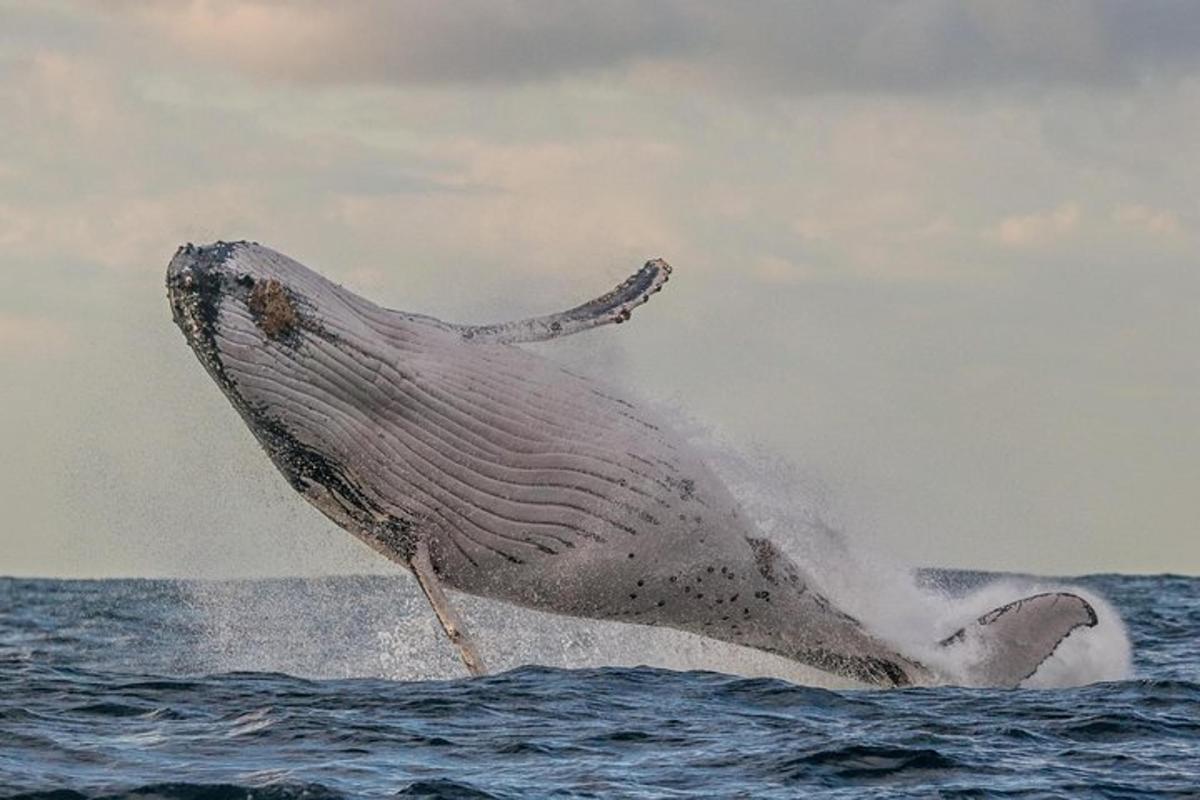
top-left (236, 274), bottom-right (256, 288)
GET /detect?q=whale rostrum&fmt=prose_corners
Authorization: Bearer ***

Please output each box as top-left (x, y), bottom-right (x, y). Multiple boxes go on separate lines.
top-left (167, 242), bottom-right (1097, 687)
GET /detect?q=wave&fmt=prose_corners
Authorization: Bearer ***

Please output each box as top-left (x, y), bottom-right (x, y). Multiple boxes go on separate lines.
top-left (2, 784), bottom-right (345, 800)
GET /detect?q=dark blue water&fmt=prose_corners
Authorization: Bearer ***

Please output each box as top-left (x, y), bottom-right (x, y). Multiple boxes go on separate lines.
top-left (1, 573), bottom-right (1196, 798)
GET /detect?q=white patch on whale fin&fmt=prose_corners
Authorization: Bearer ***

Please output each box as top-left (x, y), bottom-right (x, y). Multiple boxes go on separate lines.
top-left (455, 259), bottom-right (673, 344)
top-left (938, 592), bottom-right (1099, 688)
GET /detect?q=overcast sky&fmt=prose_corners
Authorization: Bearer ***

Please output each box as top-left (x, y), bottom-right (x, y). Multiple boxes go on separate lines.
top-left (2, 1), bottom-right (1197, 578)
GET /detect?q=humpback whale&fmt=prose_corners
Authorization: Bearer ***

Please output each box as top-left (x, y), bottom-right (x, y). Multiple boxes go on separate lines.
top-left (167, 241), bottom-right (1097, 687)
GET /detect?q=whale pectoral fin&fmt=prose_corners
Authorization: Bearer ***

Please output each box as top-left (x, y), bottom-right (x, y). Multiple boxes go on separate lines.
top-left (939, 591), bottom-right (1098, 688)
top-left (455, 258), bottom-right (672, 344)
top-left (410, 541), bottom-right (489, 677)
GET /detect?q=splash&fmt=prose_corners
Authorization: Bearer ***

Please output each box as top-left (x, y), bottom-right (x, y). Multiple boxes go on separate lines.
top-left (184, 575), bottom-right (862, 688)
top-left (693, 424), bottom-right (1133, 688)
top-left (182, 408), bottom-right (1130, 689)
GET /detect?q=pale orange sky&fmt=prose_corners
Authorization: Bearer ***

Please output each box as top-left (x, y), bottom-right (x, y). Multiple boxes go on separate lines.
top-left (2, 1), bottom-right (1197, 577)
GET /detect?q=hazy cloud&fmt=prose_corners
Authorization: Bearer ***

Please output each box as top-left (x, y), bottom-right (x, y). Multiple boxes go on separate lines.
top-left (0, 313), bottom-right (73, 359)
top-left (990, 203), bottom-right (1082, 248)
top-left (111, 1), bottom-right (1200, 92)
top-left (2, 2), bottom-right (1197, 576)
top-left (1112, 204), bottom-right (1181, 236)
top-left (115, 0), bottom-right (690, 86)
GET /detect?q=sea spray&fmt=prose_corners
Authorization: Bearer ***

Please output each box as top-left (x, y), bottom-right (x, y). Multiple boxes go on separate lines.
top-left (690, 419), bottom-right (1133, 688)
top-left (182, 573), bottom-right (860, 687)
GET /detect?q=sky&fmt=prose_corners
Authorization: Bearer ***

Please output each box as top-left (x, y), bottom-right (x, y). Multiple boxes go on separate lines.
top-left (1, 1), bottom-right (1197, 578)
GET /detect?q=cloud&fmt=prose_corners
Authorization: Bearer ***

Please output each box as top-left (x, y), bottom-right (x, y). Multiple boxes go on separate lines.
top-left (114, 0), bottom-right (690, 86)
top-left (753, 255), bottom-right (817, 285)
top-left (0, 183), bottom-right (269, 272)
top-left (0, 204), bottom-right (34, 247)
top-left (990, 203), bottom-right (1081, 247)
top-left (325, 137), bottom-right (690, 278)
top-left (107, 1), bottom-right (1200, 92)
top-left (22, 51), bottom-right (121, 132)
top-left (0, 0), bottom-right (1196, 579)
top-left (1112, 204), bottom-right (1181, 236)
top-left (0, 314), bottom-right (73, 359)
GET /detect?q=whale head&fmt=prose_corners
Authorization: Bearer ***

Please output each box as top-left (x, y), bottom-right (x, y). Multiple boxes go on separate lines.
top-left (167, 241), bottom-right (333, 413)
top-left (166, 241), bottom-right (419, 558)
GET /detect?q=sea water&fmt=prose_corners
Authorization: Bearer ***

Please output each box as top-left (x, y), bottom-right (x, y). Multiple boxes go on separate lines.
top-left (0, 571), bottom-right (1196, 798)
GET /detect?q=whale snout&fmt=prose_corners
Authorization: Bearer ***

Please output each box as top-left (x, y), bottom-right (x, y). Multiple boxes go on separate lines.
top-left (167, 241), bottom-right (287, 346)
top-left (166, 242), bottom-right (202, 284)
top-left (166, 240), bottom-right (340, 412)
top-left (168, 240), bottom-right (237, 292)
top-left (167, 242), bottom-right (234, 346)
top-left (166, 241), bottom-right (238, 289)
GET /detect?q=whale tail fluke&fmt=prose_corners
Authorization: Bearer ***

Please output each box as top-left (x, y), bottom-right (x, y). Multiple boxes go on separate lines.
top-left (937, 591), bottom-right (1099, 688)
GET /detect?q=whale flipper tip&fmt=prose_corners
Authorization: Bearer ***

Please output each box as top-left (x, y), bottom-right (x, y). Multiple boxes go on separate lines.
top-left (457, 257), bottom-right (674, 344)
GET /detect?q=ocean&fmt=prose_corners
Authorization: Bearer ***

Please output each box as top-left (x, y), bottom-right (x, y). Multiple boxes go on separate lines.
top-left (0, 572), bottom-right (1196, 798)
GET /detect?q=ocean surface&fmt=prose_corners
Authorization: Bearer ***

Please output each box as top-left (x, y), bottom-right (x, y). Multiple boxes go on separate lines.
top-left (0, 572), bottom-right (1196, 799)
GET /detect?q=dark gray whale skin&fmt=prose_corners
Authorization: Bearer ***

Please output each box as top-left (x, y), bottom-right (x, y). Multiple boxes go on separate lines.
top-left (167, 241), bottom-right (1097, 687)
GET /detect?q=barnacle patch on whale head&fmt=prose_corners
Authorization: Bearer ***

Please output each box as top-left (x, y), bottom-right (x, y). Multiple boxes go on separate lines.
top-left (247, 278), bottom-right (297, 339)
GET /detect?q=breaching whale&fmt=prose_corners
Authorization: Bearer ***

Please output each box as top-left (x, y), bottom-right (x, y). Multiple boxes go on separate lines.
top-left (167, 241), bottom-right (1097, 687)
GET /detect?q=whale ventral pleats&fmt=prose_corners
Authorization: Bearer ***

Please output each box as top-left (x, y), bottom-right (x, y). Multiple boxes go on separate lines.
top-left (247, 278), bottom-right (298, 339)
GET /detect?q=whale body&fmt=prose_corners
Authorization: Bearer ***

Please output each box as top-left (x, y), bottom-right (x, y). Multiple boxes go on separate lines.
top-left (167, 241), bottom-right (1097, 687)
